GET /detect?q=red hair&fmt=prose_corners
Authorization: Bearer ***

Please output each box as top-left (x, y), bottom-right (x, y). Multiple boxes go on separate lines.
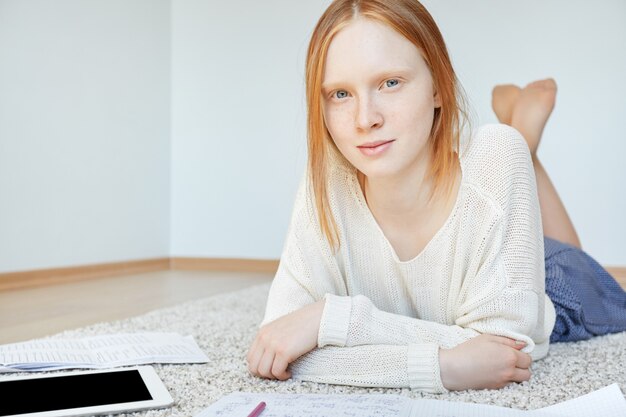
top-left (306, 0), bottom-right (471, 252)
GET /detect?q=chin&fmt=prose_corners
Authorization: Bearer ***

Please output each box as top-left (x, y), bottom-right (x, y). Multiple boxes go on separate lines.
top-left (355, 163), bottom-right (400, 180)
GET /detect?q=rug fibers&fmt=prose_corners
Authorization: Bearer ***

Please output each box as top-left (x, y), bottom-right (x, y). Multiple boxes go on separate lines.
top-left (6, 283), bottom-right (626, 416)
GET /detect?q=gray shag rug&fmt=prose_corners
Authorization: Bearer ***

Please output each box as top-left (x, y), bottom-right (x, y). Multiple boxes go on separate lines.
top-left (11, 283), bottom-right (626, 415)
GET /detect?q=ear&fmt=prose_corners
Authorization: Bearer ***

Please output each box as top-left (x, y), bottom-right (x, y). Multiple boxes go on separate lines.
top-left (433, 88), bottom-right (442, 109)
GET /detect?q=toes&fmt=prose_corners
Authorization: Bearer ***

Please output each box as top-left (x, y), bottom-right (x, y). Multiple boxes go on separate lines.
top-left (492, 84), bottom-right (522, 96)
top-left (526, 78), bottom-right (558, 91)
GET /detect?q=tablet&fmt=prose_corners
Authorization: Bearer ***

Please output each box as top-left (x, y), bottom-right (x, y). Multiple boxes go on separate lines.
top-left (0, 366), bottom-right (174, 417)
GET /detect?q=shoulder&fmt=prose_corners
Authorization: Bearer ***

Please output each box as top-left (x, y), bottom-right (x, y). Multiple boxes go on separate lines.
top-left (461, 123), bottom-right (530, 166)
top-left (289, 165), bottom-right (352, 242)
top-left (460, 123), bottom-right (535, 209)
top-left (288, 172), bottom-right (317, 238)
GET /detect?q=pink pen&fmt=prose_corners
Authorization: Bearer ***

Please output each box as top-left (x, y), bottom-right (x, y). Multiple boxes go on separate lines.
top-left (246, 401), bottom-right (266, 417)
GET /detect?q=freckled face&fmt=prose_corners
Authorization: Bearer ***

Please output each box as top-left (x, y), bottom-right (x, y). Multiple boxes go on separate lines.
top-left (322, 18), bottom-right (441, 179)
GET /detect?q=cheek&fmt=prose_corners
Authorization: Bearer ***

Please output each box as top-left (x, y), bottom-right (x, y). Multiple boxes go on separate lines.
top-left (324, 106), bottom-right (354, 143)
top-left (384, 92), bottom-right (435, 135)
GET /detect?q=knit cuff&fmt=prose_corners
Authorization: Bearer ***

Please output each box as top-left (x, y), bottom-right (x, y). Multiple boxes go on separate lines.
top-left (407, 343), bottom-right (448, 393)
top-left (317, 294), bottom-right (352, 348)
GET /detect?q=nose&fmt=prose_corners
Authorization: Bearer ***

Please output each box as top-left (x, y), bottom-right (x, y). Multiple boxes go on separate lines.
top-left (355, 95), bottom-right (383, 131)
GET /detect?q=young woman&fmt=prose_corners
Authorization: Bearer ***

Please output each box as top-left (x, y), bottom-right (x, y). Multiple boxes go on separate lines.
top-left (246, 0), bottom-right (626, 393)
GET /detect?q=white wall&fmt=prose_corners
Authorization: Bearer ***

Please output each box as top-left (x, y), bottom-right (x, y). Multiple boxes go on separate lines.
top-left (169, 0), bottom-right (331, 259)
top-left (2, 0), bottom-right (624, 273)
top-left (0, 0), bottom-right (171, 273)
top-left (422, 0), bottom-right (626, 265)
top-left (171, 0), bottom-right (625, 265)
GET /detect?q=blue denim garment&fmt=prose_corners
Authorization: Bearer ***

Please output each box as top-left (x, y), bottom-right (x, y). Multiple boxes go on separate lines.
top-left (544, 237), bottom-right (626, 343)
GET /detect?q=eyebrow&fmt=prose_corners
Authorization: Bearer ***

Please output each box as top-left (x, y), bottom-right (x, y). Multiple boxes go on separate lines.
top-left (321, 67), bottom-right (414, 95)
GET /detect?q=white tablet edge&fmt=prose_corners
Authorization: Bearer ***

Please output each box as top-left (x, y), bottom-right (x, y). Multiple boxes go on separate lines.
top-left (1, 365), bottom-right (174, 417)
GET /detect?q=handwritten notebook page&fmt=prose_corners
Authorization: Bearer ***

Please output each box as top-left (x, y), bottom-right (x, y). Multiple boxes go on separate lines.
top-left (195, 384), bottom-right (626, 417)
top-left (194, 392), bottom-right (413, 417)
top-left (195, 393), bottom-right (547, 417)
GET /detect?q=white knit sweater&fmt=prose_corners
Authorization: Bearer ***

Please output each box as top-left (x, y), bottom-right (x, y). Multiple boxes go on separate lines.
top-left (261, 124), bottom-right (557, 393)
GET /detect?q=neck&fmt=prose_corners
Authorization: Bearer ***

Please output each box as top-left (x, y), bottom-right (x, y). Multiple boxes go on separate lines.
top-left (359, 144), bottom-right (436, 224)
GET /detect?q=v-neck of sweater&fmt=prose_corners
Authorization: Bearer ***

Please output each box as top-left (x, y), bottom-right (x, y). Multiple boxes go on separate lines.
top-left (346, 159), bottom-right (466, 265)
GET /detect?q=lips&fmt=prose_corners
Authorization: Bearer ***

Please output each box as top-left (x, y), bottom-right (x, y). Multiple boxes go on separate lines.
top-left (357, 139), bottom-right (394, 157)
top-left (357, 139), bottom-right (395, 148)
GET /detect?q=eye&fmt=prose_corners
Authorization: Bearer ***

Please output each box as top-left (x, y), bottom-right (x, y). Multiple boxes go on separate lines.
top-left (334, 90), bottom-right (349, 99)
top-left (384, 79), bottom-right (399, 88)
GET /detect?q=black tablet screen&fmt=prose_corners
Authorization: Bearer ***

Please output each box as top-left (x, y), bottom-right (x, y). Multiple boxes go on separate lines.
top-left (0, 370), bottom-right (153, 416)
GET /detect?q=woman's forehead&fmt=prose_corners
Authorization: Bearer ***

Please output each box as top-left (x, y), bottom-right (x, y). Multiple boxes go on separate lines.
top-left (323, 17), bottom-right (425, 83)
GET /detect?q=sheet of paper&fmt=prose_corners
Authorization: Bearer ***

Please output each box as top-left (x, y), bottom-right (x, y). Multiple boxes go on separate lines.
top-left (409, 398), bottom-right (541, 416)
top-left (195, 383), bottom-right (626, 417)
top-left (537, 383), bottom-right (626, 417)
top-left (0, 332), bottom-right (209, 372)
top-left (194, 392), bottom-right (413, 417)
top-left (195, 393), bottom-right (548, 417)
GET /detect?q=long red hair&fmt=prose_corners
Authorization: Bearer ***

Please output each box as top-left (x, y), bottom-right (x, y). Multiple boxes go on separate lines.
top-left (306, 0), bottom-right (471, 252)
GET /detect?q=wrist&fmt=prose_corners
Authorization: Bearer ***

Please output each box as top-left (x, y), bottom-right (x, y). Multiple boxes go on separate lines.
top-left (314, 299), bottom-right (325, 324)
top-left (438, 348), bottom-right (458, 391)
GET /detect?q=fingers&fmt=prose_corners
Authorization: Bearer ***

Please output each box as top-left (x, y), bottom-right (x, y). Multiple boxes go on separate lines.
top-left (247, 338), bottom-right (291, 380)
top-left (510, 350), bottom-right (532, 384)
top-left (246, 342), bottom-right (264, 376)
top-left (490, 335), bottom-right (527, 350)
top-left (248, 349), bottom-right (291, 380)
top-left (515, 350), bottom-right (533, 370)
top-left (271, 354), bottom-right (291, 380)
top-left (510, 367), bottom-right (532, 383)
top-left (246, 338), bottom-right (258, 366)
top-left (257, 349), bottom-right (276, 378)
top-left (489, 336), bottom-right (533, 385)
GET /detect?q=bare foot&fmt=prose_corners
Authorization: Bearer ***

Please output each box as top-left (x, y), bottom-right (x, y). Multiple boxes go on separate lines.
top-left (510, 78), bottom-right (557, 157)
top-left (492, 84), bottom-right (521, 125)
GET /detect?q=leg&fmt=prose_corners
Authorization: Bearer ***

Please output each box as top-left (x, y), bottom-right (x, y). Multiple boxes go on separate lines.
top-left (491, 84), bottom-right (521, 125)
top-left (492, 78), bottom-right (582, 249)
top-left (532, 159), bottom-right (582, 249)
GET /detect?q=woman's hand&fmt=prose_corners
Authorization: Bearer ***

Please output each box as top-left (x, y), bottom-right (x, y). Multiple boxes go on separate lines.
top-left (439, 334), bottom-right (532, 391)
top-left (246, 299), bottom-right (326, 380)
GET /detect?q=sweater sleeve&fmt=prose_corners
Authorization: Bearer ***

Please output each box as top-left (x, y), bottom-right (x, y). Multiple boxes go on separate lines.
top-left (455, 124), bottom-right (548, 357)
top-left (262, 125), bottom-right (546, 392)
top-left (289, 344), bottom-right (446, 393)
top-left (318, 124), bottom-right (548, 359)
top-left (261, 175), bottom-right (345, 327)
top-left (261, 175), bottom-right (448, 392)
top-left (319, 293), bottom-right (479, 349)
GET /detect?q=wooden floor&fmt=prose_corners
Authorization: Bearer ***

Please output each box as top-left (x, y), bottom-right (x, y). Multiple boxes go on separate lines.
top-left (1, 268), bottom-right (624, 345)
top-left (0, 270), bottom-right (273, 345)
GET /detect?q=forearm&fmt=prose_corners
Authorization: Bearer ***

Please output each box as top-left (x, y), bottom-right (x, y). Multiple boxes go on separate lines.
top-left (290, 343), bottom-right (447, 393)
top-left (319, 281), bottom-right (544, 355)
top-left (292, 335), bottom-right (533, 393)
top-left (319, 294), bottom-right (479, 349)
